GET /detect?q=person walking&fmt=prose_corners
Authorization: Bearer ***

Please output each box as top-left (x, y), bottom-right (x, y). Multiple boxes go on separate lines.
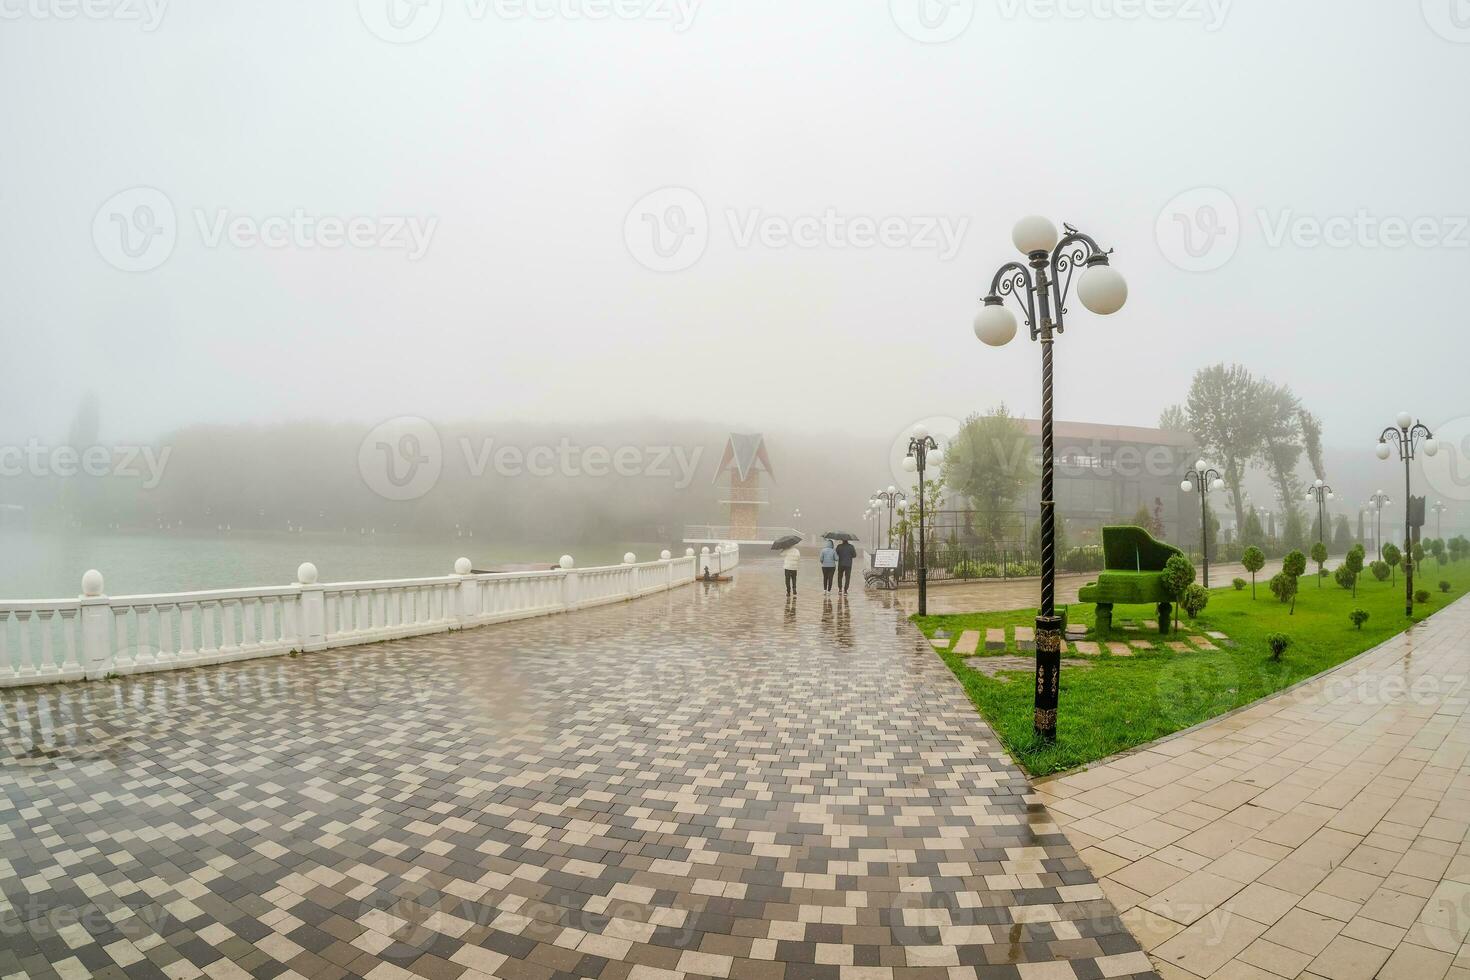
top-left (819, 539), bottom-right (838, 593)
top-left (783, 543), bottom-right (801, 597)
top-left (835, 538), bottom-right (857, 594)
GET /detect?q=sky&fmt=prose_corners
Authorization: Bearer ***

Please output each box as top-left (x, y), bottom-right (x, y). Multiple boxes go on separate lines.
top-left (1, 0), bottom-right (1468, 456)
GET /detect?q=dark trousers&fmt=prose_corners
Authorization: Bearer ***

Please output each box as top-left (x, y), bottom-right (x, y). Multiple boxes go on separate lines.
top-left (837, 565), bottom-right (852, 591)
top-left (784, 569), bottom-right (797, 594)
top-left (821, 567), bottom-right (835, 591)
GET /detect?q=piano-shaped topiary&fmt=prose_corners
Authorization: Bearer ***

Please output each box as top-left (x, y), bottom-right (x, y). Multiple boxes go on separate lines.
top-left (1078, 525), bottom-right (1186, 634)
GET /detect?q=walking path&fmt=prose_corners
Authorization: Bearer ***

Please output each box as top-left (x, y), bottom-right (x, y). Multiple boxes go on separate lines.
top-left (0, 561), bottom-right (1153, 980)
top-left (1034, 593), bottom-right (1470, 980)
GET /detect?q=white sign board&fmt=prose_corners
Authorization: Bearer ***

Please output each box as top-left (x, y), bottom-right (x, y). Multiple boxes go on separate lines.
top-left (872, 549), bottom-right (900, 569)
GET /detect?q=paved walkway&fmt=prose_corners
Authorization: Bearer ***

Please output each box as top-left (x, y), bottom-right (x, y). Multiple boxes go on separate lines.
top-left (895, 560), bottom-right (1305, 616)
top-left (1034, 594), bottom-right (1470, 980)
top-left (0, 561), bottom-right (1152, 980)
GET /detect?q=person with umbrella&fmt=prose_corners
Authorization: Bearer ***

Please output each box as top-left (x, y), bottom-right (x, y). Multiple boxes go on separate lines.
top-left (819, 538), bottom-right (839, 593)
top-left (821, 532), bottom-right (860, 594)
top-left (771, 534), bottom-right (803, 597)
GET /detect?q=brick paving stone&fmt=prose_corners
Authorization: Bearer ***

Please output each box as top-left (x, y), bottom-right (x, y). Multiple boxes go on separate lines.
top-left (984, 628), bottom-right (1006, 652)
top-left (952, 630), bottom-right (979, 655)
top-left (1014, 626), bottom-right (1036, 652)
top-left (1073, 642), bottom-right (1101, 657)
top-left (0, 561), bottom-right (1151, 980)
top-left (1035, 592), bottom-right (1470, 980)
top-left (1106, 642), bottom-right (1133, 657)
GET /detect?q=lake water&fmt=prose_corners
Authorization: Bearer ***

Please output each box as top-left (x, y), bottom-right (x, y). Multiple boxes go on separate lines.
top-left (0, 529), bottom-right (666, 599)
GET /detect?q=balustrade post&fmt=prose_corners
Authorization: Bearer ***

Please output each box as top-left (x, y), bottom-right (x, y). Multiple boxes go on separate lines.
top-left (454, 558), bottom-right (478, 626)
top-left (559, 555), bottom-right (578, 612)
top-left (78, 569), bottom-right (112, 680)
top-left (296, 562), bottom-right (326, 652)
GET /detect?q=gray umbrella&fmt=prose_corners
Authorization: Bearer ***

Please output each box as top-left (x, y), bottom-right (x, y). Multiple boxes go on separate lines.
top-left (770, 535), bottom-right (802, 551)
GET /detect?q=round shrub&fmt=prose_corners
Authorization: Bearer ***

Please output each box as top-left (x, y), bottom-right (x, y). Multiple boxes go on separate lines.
top-left (1268, 633), bottom-right (1291, 661)
top-left (1350, 608), bottom-right (1370, 630)
top-left (1441, 580), bottom-right (1452, 594)
top-left (1182, 583), bottom-right (1210, 620)
top-left (1233, 577), bottom-right (1247, 591)
top-left (1414, 589), bottom-right (1431, 604)
top-left (1370, 561), bottom-right (1390, 582)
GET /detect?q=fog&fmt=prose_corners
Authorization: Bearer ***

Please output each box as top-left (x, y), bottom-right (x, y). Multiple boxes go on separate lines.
top-left (2, 1), bottom-right (1468, 552)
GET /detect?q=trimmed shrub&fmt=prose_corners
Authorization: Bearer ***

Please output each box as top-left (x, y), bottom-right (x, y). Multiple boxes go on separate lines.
top-left (1370, 560), bottom-right (1390, 583)
top-left (1350, 608), bottom-right (1370, 630)
top-left (1310, 541), bottom-right (1328, 586)
top-left (1161, 554), bottom-right (1197, 630)
top-left (1268, 633), bottom-right (1291, 661)
top-left (1415, 589), bottom-right (1431, 604)
top-left (1241, 546), bottom-right (1266, 599)
top-left (1232, 577), bottom-right (1247, 591)
top-left (1270, 571), bottom-right (1299, 612)
top-left (1182, 583), bottom-right (1209, 620)
top-left (1440, 580), bottom-right (1451, 593)
top-left (1334, 564), bottom-right (1357, 593)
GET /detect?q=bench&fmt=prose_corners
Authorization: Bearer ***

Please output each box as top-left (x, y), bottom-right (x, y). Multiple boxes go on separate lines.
top-left (1077, 525), bottom-right (1184, 635)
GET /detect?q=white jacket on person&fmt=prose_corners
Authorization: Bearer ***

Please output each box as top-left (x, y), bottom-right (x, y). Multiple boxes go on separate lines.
top-left (783, 547), bottom-right (801, 570)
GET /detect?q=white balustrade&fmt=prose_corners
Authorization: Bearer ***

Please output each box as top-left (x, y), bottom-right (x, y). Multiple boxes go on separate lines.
top-left (0, 544), bottom-right (739, 688)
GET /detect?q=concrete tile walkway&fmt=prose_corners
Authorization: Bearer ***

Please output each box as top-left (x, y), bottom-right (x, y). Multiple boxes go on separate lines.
top-left (1032, 594), bottom-right (1470, 980)
top-left (0, 561), bottom-right (1153, 980)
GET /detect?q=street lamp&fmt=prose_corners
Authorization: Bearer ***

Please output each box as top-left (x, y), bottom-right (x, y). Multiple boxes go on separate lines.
top-left (1368, 490), bottom-right (1390, 559)
top-left (1432, 500), bottom-right (1447, 541)
top-left (973, 216), bottom-right (1127, 742)
top-left (1181, 460), bottom-right (1226, 587)
top-left (903, 425), bottom-right (943, 615)
top-left (874, 487), bottom-right (906, 548)
top-left (1376, 413), bottom-right (1439, 616)
top-left (1305, 479), bottom-right (1335, 549)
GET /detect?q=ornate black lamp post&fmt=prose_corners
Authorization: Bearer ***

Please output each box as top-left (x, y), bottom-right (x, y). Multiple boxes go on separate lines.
top-left (973, 216), bottom-right (1128, 742)
top-left (903, 425), bottom-right (943, 615)
top-left (1368, 490), bottom-right (1390, 559)
top-left (1306, 479), bottom-right (1334, 548)
top-left (1181, 461), bottom-right (1225, 587)
top-left (1376, 413), bottom-right (1439, 616)
top-left (874, 487), bottom-right (906, 547)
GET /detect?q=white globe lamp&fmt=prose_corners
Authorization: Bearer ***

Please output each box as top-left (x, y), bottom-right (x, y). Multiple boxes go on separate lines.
top-left (974, 301), bottom-right (1018, 347)
top-left (1077, 262), bottom-right (1128, 315)
top-left (1012, 215), bottom-right (1059, 255)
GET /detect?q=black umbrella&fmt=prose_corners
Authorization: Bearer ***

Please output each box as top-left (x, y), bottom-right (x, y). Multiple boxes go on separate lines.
top-left (820, 531), bottom-right (860, 542)
top-left (770, 535), bottom-right (803, 551)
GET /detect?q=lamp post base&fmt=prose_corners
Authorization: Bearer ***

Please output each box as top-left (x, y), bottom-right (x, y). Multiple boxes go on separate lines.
top-left (1034, 614), bottom-right (1062, 742)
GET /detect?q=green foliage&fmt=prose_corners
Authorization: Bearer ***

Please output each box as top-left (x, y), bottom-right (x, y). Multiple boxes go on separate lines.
top-left (1334, 563), bottom-right (1357, 593)
top-left (1242, 545), bottom-right (1266, 599)
top-left (1371, 560), bottom-right (1391, 583)
top-left (1350, 608), bottom-right (1370, 630)
top-left (1241, 507), bottom-right (1266, 550)
top-left (1102, 526), bottom-right (1181, 571)
top-left (1429, 538), bottom-right (1446, 560)
top-left (1382, 543), bottom-right (1401, 585)
top-left (1441, 580), bottom-right (1452, 593)
top-left (1270, 571), bottom-right (1299, 612)
top-left (946, 405), bottom-right (1029, 550)
top-left (1181, 583), bottom-right (1209, 619)
top-left (1310, 541), bottom-right (1328, 584)
top-left (1415, 589), bottom-right (1431, 604)
top-left (1282, 550), bottom-right (1307, 578)
top-left (1332, 515), bottom-right (1353, 552)
top-left (1233, 577), bottom-right (1247, 591)
top-left (1160, 554), bottom-right (1197, 630)
top-left (1268, 632), bottom-right (1292, 660)
top-left (1061, 545), bottom-right (1105, 572)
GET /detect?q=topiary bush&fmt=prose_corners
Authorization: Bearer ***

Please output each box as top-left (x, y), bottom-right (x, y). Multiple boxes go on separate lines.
top-left (1439, 580), bottom-right (1451, 593)
top-left (1415, 589), bottom-right (1431, 604)
top-left (1383, 543), bottom-right (1401, 584)
top-left (1269, 571), bottom-right (1299, 613)
top-left (1233, 577), bottom-right (1247, 591)
top-left (1182, 583), bottom-right (1210, 620)
top-left (1310, 541), bottom-right (1328, 586)
top-left (1371, 560), bottom-right (1390, 583)
top-left (1241, 545), bottom-right (1266, 599)
top-left (1350, 608), bottom-right (1370, 630)
top-left (1161, 554), bottom-right (1197, 631)
top-left (1334, 563), bottom-right (1357, 594)
top-left (1268, 633), bottom-right (1291, 661)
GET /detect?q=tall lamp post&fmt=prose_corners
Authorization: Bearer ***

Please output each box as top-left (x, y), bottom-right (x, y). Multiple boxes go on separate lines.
top-left (1432, 500), bottom-right (1447, 542)
top-left (1306, 479), bottom-right (1335, 548)
top-left (973, 216), bottom-right (1128, 742)
top-left (1181, 461), bottom-right (1225, 587)
top-left (1376, 413), bottom-right (1439, 616)
top-left (1368, 490), bottom-right (1390, 559)
top-left (903, 425), bottom-right (943, 615)
top-left (874, 487), bottom-right (906, 547)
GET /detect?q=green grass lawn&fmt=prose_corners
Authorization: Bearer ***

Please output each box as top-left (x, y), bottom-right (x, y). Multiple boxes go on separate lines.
top-left (914, 559), bottom-right (1470, 777)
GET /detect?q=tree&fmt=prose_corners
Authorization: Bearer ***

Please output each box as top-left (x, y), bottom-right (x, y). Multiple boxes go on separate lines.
top-left (1371, 560), bottom-right (1390, 583)
top-left (1242, 546), bottom-right (1266, 599)
top-left (1257, 382), bottom-right (1307, 528)
top-left (1182, 583), bottom-right (1209, 620)
top-left (1161, 554), bottom-right (1196, 631)
top-left (1159, 404), bottom-right (1189, 434)
top-left (1241, 507), bottom-right (1265, 550)
top-left (1343, 544), bottom-right (1365, 599)
top-left (1278, 549), bottom-right (1307, 614)
top-left (1270, 572), bottom-right (1299, 613)
top-left (1334, 563), bottom-right (1358, 595)
top-left (1333, 515), bottom-right (1353, 553)
top-left (1310, 541), bottom-right (1328, 587)
top-left (946, 405), bottom-right (1029, 551)
top-left (1383, 543), bottom-right (1402, 584)
top-left (1184, 364), bottom-right (1274, 536)
top-left (1350, 609), bottom-right (1370, 631)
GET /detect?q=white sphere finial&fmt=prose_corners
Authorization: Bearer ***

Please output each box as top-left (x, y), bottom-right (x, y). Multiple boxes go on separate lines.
top-left (1012, 215), bottom-right (1059, 255)
top-left (1195, 459), bottom-right (1207, 473)
top-left (912, 423), bottom-right (928, 440)
top-left (660, 549), bottom-right (672, 560)
top-left (701, 546), bottom-right (710, 555)
top-left (559, 555), bottom-right (575, 569)
top-left (623, 552), bottom-right (636, 564)
top-left (454, 557), bottom-right (472, 575)
top-left (81, 569), bottom-right (104, 597)
top-left (296, 562), bottom-right (319, 585)
top-left (685, 548), bottom-right (695, 557)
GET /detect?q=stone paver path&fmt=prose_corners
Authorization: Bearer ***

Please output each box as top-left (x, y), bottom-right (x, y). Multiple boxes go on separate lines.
top-left (1034, 594), bottom-right (1470, 980)
top-left (0, 561), bottom-right (1153, 980)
